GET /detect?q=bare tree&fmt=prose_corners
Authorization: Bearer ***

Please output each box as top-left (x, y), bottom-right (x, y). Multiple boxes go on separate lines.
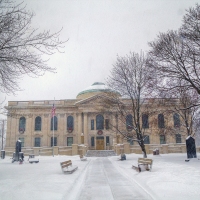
top-left (173, 89), bottom-right (198, 137)
top-left (148, 4), bottom-right (200, 102)
top-left (104, 52), bottom-right (156, 158)
top-left (147, 75), bottom-right (199, 149)
top-left (0, 119), bottom-right (7, 150)
top-left (0, 0), bottom-right (66, 94)
top-left (193, 109), bottom-right (200, 146)
top-left (180, 4), bottom-right (200, 50)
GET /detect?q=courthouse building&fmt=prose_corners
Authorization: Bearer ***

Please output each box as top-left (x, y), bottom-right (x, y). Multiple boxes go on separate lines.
top-left (5, 82), bottom-right (186, 154)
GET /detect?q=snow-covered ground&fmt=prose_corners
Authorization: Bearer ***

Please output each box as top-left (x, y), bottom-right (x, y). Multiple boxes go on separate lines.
top-left (0, 153), bottom-right (200, 200)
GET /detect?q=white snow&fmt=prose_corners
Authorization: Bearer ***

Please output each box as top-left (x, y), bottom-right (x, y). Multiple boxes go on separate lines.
top-left (186, 135), bottom-right (191, 140)
top-left (0, 153), bottom-right (200, 200)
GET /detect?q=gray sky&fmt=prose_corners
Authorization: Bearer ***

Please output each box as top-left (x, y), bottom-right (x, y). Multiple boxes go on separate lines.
top-left (0, 0), bottom-right (199, 108)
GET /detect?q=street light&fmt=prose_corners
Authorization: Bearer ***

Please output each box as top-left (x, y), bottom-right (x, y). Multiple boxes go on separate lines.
top-left (81, 133), bottom-right (84, 144)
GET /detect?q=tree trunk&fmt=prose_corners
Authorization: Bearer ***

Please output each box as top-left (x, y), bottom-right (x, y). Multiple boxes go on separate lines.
top-left (140, 142), bottom-right (147, 158)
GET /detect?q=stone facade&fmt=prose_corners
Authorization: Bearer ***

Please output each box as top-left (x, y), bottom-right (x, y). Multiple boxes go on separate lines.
top-left (5, 82), bottom-right (188, 154)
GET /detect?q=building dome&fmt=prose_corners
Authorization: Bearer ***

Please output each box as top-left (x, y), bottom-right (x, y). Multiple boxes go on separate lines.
top-left (76, 82), bottom-right (120, 99)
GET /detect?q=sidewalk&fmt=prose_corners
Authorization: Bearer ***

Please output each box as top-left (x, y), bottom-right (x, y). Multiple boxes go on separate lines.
top-left (74, 158), bottom-right (152, 200)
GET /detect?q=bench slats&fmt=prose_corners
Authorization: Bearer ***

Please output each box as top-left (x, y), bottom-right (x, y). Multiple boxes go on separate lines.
top-left (137, 158), bottom-right (153, 172)
top-left (60, 160), bottom-right (78, 174)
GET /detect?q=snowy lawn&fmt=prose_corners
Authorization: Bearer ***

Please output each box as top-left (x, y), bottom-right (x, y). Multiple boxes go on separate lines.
top-left (0, 153), bottom-right (200, 200)
top-left (108, 153), bottom-right (200, 200)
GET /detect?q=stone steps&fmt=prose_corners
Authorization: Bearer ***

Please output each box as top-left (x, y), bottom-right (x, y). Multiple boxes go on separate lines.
top-left (86, 150), bottom-right (117, 157)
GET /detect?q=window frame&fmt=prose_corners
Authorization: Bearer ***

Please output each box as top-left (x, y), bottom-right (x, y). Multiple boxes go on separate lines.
top-left (91, 119), bottom-right (94, 130)
top-left (35, 116), bottom-right (42, 131)
top-left (127, 138), bottom-right (134, 145)
top-left (19, 117), bottom-right (26, 132)
top-left (142, 114), bottom-right (149, 129)
top-left (144, 135), bottom-right (150, 144)
top-left (67, 116), bottom-right (74, 132)
top-left (51, 116), bottom-right (58, 131)
top-left (67, 137), bottom-right (73, 146)
top-left (106, 136), bottom-right (110, 146)
top-left (173, 113), bottom-right (180, 128)
top-left (91, 137), bottom-right (95, 147)
top-left (96, 114), bottom-right (104, 130)
top-left (34, 137), bottom-right (41, 147)
top-left (158, 114), bottom-right (165, 128)
top-left (160, 135), bottom-right (166, 144)
top-left (175, 134), bottom-right (182, 143)
top-left (51, 137), bottom-right (57, 146)
top-left (105, 119), bottom-right (109, 130)
top-left (126, 114), bottom-right (133, 131)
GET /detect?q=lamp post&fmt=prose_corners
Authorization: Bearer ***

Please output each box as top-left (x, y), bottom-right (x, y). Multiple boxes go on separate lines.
top-left (81, 133), bottom-right (84, 144)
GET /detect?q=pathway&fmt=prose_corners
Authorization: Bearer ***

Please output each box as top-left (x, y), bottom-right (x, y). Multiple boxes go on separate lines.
top-left (74, 158), bottom-right (153, 200)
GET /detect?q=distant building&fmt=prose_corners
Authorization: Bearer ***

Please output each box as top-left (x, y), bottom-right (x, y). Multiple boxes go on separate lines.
top-left (5, 82), bottom-right (187, 153)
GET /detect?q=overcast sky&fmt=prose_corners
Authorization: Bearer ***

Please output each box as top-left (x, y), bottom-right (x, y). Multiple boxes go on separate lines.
top-left (0, 0), bottom-right (199, 110)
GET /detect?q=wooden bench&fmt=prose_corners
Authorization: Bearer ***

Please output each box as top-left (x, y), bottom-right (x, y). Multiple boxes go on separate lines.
top-left (29, 158), bottom-right (39, 163)
top-left (60, 160), bottom-right (78, 174)
top-left (138, 158), bottom-right (153, 172)
top-left (28, 154), bottom-right (39, 163)
top-left (80, 155), bottom-right (87, 161)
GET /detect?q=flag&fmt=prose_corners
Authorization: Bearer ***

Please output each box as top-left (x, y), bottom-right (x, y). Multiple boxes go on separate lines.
top-left (51, 103), bottom-right (56, 117)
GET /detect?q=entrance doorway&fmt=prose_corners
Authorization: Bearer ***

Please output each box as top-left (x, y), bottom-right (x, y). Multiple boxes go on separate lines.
top-left (96, 136), bottom-right (104, 150)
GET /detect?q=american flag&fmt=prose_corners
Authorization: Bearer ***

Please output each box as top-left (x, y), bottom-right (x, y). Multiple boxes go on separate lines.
top-left (51, 103), bottom-right (56, 117)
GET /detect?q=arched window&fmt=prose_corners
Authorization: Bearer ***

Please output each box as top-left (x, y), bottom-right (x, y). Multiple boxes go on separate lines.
top-left (126, 114), bottom-right (133, 130)
top-left (96, 114), bottom-right (104, 130)
top-left (19, 117), bottom-right (26, 132)
top-left (35, 116), bottom-right (42, 131)
top-left (51, 116), bottom-right (58, 130)
top-left (142, 114), bottom-right (149, 129)
top-left (67, 116), bottom-right (74, 132)
top-left (158, 114), bottom-right (165, 128)
top-left (173, 113), bottom-right (180, 128)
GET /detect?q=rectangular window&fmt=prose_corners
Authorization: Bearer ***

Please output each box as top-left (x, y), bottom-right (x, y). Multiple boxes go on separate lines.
top-left (67, 137), bottom-right (73, 146)
top-left (144, 135), bottom-right (150, 144)
top-left (19, 138), bottom-right (24, 147)
top-left (158, 114), bottom-right (165, 128)
top-left (106, 136), bottom-right (110, 146)
top-left (51, 116), bottom-right (58, 131)
top-left (160, 135), bottom-right (166, 144)
top-left (91, 137), bottom-right (95, 147)
top-left (34, 137), bottom-right (41, 147)
top-left (176, 134), bottom-right (182, 143)
top-left (51, 137), bottom-right (57, 146)
top-left (91, 119), bottom-right (94, 130)
top-left (105, 119), bottom-right (109, 130)
top-left (127, 138), bottom-right (133, 145)
top-left (173, 113), bottom-right (180, 128)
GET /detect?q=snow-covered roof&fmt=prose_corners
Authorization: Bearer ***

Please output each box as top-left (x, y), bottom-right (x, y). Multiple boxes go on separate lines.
top-left (76, 82), bottom-right (120, 98)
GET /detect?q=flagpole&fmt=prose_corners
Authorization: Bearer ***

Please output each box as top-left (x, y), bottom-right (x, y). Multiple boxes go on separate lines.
top-left (53, 98), bottom-right (55, 157)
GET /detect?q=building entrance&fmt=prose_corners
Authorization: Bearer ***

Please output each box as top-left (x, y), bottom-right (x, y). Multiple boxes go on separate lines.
top-left (96, 136), bottom-right (104, 150)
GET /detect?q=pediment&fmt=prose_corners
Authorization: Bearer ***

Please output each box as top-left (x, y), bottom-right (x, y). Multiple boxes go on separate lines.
top-left (75, 94), bottom-right (108, 106)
